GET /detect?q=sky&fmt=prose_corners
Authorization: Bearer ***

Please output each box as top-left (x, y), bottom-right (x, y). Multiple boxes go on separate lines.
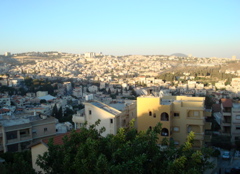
top-left (0, 0), bottom-right (239, 58)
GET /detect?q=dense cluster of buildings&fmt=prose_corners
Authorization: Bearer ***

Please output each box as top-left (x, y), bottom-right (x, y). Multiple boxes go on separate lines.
top-left (0, 52), bottom-right (240, 172)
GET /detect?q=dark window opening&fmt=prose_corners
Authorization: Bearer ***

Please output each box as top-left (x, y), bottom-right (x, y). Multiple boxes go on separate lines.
top-left (161, 112), bottom-right (169, 121)
top-left (6, 131), bottom-right (17, 140)
top-left (174, 113), bottom-right (179, 117)
top-left (161, 128), bottom-right (169, 136)
top-left (110, 119), bottom-right (113, 124)
top-left (149, 111), bottom-right (152, 116)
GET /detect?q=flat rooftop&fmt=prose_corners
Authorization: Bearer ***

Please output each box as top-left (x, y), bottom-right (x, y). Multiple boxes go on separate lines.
top-left (0, 115), bottom-right (51, 127)
top-left (90, 101), bottom-right (121, 116)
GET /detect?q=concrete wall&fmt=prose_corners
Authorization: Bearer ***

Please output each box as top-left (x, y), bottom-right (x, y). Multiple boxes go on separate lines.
top-left (31, 143), bottom-right (48, 174)
top-left (85, 103), bottom-right (118, 137)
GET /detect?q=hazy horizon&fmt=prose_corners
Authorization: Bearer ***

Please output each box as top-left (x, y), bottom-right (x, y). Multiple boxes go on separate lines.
top-left (1, 0), bottom-right (239, 58)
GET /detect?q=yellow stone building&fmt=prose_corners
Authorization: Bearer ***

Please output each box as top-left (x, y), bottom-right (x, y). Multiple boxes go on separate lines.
top-left (137, 96), bottom-right (211, 148)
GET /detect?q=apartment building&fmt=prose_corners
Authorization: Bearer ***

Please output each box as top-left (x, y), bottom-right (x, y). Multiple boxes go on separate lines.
top-left (115, 101), bottom-right (137, 129)
top-left (72, 100), bottom-right (121, 137)
top-left (231, 103), bottom-right (240, 143)
top-left (220, 98), bottom-right (232, 136)
top-left (0, 115), bottom-right (56, 152)
top-left (137, 96), bottom-right (212, 148)
top-left (216, 98), bottom-right (240, 145)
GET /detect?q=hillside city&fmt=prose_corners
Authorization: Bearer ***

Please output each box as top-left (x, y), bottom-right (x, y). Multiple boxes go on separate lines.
top-left (1, 51), bottom-right (240, 173)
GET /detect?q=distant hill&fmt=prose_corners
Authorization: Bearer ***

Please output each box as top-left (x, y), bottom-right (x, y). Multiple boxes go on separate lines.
top-left (0, 56), bottom-right (20, 64)
top-left (170, 53), bottom-right (188, 57)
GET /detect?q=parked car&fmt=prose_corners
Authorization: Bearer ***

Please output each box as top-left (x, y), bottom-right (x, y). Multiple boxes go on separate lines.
top-left (222, 151), bottom-right (230, 159)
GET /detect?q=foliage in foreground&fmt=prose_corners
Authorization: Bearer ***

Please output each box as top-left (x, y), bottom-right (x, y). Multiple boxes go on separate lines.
top-left (37, 120), bottom-right (214, 174)
top-left (0, 150), bottom-right (35, 174)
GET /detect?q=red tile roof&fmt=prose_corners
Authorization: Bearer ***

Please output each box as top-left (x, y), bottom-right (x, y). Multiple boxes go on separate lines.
top-left (221, 98), bottom-right (232, 108)
top-left (42, 130), bottom-right (80, 146)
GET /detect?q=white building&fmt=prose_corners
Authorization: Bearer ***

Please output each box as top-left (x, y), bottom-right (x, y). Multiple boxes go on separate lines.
top-left (72, 101), bottom-right (121, 137)
top-left (63, 82), bottom-right (72, 93)
top-left (84, 52), bottom-right (96, 58)
top-left (72, 87), bottom-right (83, 98)
top-left (4, 52), bottom-right (11, 56)
top-left (36, 91), bottom-right (48, 98)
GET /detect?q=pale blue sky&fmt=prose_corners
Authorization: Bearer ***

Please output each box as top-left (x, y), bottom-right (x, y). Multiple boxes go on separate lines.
top-left (0, 0), bottom-right (239, 58)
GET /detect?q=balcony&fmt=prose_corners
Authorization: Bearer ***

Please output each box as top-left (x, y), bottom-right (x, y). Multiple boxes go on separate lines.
top-left (7, 138), bottom-right (18, 144)
top-left (223, 112), bottom-right (231, 116)
top-left (222, 121), bottom-right (231, 126)
top-left (20, 135), bottom-right (32, 141)
top-left (72, 115), bottom-right (86, 124)
top-left (222, 133), bottom-right (231, 136)
top-left (204, 110), bottom-right (212, 117)
top-left (194, 133), bottom-right (204, 140)
top-left (204, 122), bottom-right (212, 130)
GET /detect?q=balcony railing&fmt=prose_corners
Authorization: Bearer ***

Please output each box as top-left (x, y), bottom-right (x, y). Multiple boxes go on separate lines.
top-left (194, 133), bottom-right (204, 140)
top-left (20, 135), bottom-right (32, 141)
top-left (72, 115), bottom-right (86, 124)
top-left (7, 138), bottom-right (18, 144)
top-left (223, 112), bottom-right (231, 116)
top-left (204, 122), bottom-right (212, 130)
top-left (222, 122), bottom-right (231, 126)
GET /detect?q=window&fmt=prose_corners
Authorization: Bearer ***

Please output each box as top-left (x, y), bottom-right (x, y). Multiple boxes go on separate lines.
top-left (89, 110), bottom-right (92, 115)
top-left (236, 115), bottom-right (240, 119)
top-left (161, 128), bottom-right (169, 136)
top-left (32, 130), bottom-right (37, 134)
top-left (20, 129), bottom-right (29, 137)
top-left (194, 111), bottom-right (199, 116)
top-left (236, 126), bottom-right (240, 130)
top-left (149, 111), bottom-right (152, 116)
top-left (6, 131), bottom-right (17, 140)
top-left (161, 112), bottom-right (169, 121)
top-left (44, 128), bottom-right (48, 132)
top-left (149, 126), bottom-right (152, 130)
top-left (153, 113), bottom-right (156, 118)
top-left (174, 113), bottom-right (179, 117)
top-left (173, 127), bottom-right (179, 132)
top-left (110, 119), bottom-right (113, 124)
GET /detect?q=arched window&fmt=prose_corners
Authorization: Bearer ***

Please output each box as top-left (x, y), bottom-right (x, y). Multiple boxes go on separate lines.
top-left (149, 126), bottom-right (152, 130)
top-left (153, 113), bottom-right (156, 118)
top-left (149, 111), bottom-right (152, 116)
top-left (161, 112), bottom-right (169, 121)
top-left (161, 128), bottom-right (169, 136)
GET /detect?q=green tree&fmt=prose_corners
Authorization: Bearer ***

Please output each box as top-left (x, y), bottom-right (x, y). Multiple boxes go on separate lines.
top-left (0, 151), bottom-right (35, 174)
top-left (40, 99), bottom-right (47, 104)
top-left (56, 106), bottom-right (63, 119)
top-left (36, 120), bottom-right (213, 174)
top-left (51, 104), bottom-right (58, 118)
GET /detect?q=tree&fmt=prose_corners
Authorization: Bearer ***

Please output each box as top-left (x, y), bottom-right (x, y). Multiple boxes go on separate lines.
top-left (51, 104), bottom-right (58, 118)
top-left (0, 151), bottom-right (35, 174)
top-left (40, 99), bottom-right (47, 104)
top-left (36, 120), bottom-right (214, 174)
top-left (56, 106), bottom-right (63, 119)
